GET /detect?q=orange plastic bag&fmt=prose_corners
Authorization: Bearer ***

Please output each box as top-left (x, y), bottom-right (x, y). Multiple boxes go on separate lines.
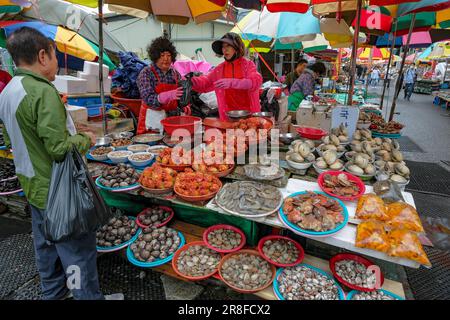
top-left (386, 202), bottom-right (424, 233)
top-left (388, 229), bottom-right (431, 266)
top-left (356, 194), bottom-right (389, 221)
top-left (355, 220), bottom-right (390, 253)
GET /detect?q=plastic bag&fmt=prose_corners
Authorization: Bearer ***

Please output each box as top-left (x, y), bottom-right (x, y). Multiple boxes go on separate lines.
top-left (388, 229), bottom-right (431, 266)
top-left (356, 194), bottom-right (389, 221)
top-left (386, 202), bottom-right (424, 233)
top-left (43, 148), bottom-right (112, 242)
top-left (199, 92), bottom-right (218, 110)
top-left (355, 220), bottom-right (390, 253)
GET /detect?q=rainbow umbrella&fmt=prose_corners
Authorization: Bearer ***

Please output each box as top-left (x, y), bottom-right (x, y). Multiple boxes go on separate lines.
top-left (0, 21), bottom-right (115, 70)
top-left (418, 41), bottom-right (450, 61)
top-left (0, 0), bottom-right (30, 13)
top-left (357, 47), bottom-right (390, 60)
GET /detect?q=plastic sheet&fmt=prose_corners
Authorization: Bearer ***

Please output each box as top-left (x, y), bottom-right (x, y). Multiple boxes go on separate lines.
top-left (388, 229), bottom-right (431, 267)
top-left (355, 220), bottom-right (390, 253)
top-left (386, 202), bottom-right (424, 233)
top-left (356, 194), bottom-right (389, 221)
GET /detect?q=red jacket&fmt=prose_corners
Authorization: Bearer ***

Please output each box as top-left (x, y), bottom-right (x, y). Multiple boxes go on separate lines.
top-left (0, 70), bottom-right (12, 94)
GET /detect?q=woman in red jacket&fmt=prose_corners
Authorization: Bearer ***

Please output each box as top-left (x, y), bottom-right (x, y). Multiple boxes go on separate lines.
top-left (0, 69), bottom-right (12, 94)
top-left (191, 33), bottom-right (263, 120)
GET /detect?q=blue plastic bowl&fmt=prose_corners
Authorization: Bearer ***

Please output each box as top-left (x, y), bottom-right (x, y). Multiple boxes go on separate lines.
top-left (96, 217), bottom-right (142, 253)
top-left (279, 191), bottom-right (349, 237)
top-left (273, 263), bottom-right (346, 300)
top-left (346, 289), bottom-right (404, 300)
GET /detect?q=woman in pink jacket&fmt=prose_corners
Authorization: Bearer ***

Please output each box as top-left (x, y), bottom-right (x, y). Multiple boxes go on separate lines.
top-left (191, 33), bottom-right (263, 120)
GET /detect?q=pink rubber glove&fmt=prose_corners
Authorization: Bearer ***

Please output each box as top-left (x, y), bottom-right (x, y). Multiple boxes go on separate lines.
top-left (157, 87), bottom-right (183, 105)
top-left (214, 78), bottom-right (252, 90)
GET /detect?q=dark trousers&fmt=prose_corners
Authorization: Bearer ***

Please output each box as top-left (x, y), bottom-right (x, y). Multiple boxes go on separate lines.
top-left (404, 83), bottom-right (414, 100)
top-left (31, 205), bottom-right (104, 300)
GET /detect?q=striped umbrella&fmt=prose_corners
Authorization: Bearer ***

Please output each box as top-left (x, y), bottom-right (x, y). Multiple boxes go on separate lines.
top-left (65, 0), bottom-right (225, 24)
top-left (357, 47), bottom-right (390, 60)
top-left (0, 0), bottom-right (30, 13)
top-left (0, 21), bottom-right (115, 70)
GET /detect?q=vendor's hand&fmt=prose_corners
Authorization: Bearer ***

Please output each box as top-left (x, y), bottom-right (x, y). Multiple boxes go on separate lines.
top-left (158, 87), bottom-right (183, 105)
top-left (214, 78), bottom-right (252, 90)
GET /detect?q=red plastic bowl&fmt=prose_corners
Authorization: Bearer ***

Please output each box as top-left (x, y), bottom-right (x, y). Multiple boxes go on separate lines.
top-left (203, 224), bottom-right (246, 253)
top-left (172, 241), bottom-right (223, 281)
top-left (329, 253), bottom-right (385, 292)
top-left (218, 249), bottom-right (277, 294)
top-left (161, 116), bottom-right (202, 136)
top-left (318, 171), bottom-right (366, 201)
top-left (110, 93), bottom-right (142, 117)
top-left (296, 127), bottom-right (328, 140)
top-left (135, 206), bottom-right (174, 229)
top-left (257, 235), bottom-right (305, 267)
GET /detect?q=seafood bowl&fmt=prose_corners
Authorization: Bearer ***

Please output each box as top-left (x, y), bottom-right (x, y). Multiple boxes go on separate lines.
top-left (243, 163), bottom-right (285, 181)
top-left (89, 146), bottom-right (115, 161)
top-left (318, 171), bottom-right (365, 202)
top-left (257, 235), bottom-right (305, 267)
top-left (218, 249), bottom-right (277, 294)
top-left (316, 144), bottom-right (345, 159)
top-left (127, 229), bottom-right (185, 268)
top-left (147, 145), bottom-right (169, 156)
top-left (127, 144), bottom-right (151, 153)
top-left (136, 206), bottom-right (174, 229)
top-left (329, 253), bottom-right (384, 292)
top-left (95, 176), bottom-right (140, 193)
top-left (273, 264), bottom-right (345, 300)
top-left (344, 162), bottom-right (377, 181)
top-left (174, 172), bottom-right (223, 203)
top-left (132, 134), bottom-right (164, 146)
top-left (215, 181), bottom-right (284, 218)
top-left (347, 289), bottom-right (404, 300)
top-left (279, 191), bottom-right (349, 237)
top-left (313, 161), bottom-right (344, 175)
top-left (172, 241), bottom-right (222, 281)
top-left (96, 216), bottom-right (142, 253)
top-left (203, 224), bottom-right (246, 253)
top-left (111, 138), bottom-right (133, 150)
top-left (95, 136), bottom-right (113, 147)
top-left (107, 150), bottom-right (133, 164)
top-left (286, 157), bottom-right (313, 170)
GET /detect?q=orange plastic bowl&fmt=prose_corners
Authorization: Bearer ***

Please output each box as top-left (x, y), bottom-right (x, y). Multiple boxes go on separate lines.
top-left (161, 116), bottom-right (202, 136)
top-left (296, 127), bottom-right (328, 140)
top-left (172, 241), bottom-right (222, 281)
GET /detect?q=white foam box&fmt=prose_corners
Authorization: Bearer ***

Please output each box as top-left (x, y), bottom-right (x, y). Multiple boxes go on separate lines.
top-left (66, 105), bottom-right (88, 123)
top-left (77, 71), bottom-right (99, 93)
top-left (103, 77), bottom-right (112, 94)
top-left (53, 75), bottom-right (88, 94)
top-left (83, 61), bottom-right (109, 78)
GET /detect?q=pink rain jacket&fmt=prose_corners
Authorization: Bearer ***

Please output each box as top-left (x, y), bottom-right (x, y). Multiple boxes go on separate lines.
top-left (191, 57), bottom-right (262, 120)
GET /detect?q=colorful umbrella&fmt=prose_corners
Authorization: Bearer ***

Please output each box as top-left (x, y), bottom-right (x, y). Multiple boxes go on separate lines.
top-left (357, 47), bottom-right (390, 60)
top-left (65, 0), bottom-right (225, 24)
top-left (418, 41), bottom-right (450, 61)
top-left (397, 0), bottom-right (450, 16)
top-left (0, 21), bottom-right (115, 70)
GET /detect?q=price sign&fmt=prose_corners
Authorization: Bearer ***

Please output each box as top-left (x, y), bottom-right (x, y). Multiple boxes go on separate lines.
top-left (331, 106), bottom-right (359, 138)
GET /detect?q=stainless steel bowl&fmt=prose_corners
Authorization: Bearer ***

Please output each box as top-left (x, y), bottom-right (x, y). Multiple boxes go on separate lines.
top-left (279, 133), bottom-right (299, 145)
top-left (252, 112), bottom-right (273, 118)
top-left (227, 110), bottom-right (250, 120)
top-left (106, 131), bottom-right (134, 140)
top-left (95, 137), bottom-right (112, 147)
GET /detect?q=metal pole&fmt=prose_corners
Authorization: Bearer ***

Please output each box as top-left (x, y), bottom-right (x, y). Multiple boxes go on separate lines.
top-left (364, 46), bottom-right (374, 98)
top-left (389, 13), bottom-right (416, 121)
top-left (347, 0), bottom-right (363, 106)
top-left (380, 19), bottom-right (398, 110)
top-left (291, 47), bottom-right (294, 73)
top-left (99, 0), bottom-right (107, 135)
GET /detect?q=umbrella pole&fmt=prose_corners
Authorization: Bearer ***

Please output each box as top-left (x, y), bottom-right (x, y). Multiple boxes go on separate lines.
top-left (389, 13), bottom-right (416, 121)
top-left (380, 20), bottom-right (398, 110)
top-left (99, 0), bottom-right (107, 135)
top-left (347, 0), bottom-right (363, 106)
top-left (364, 47), bottom-right (374, 99)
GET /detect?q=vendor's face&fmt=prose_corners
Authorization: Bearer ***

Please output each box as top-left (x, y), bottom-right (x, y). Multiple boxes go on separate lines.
top-left (296, 63), bottom-right (307, 75)
top-left (156, 51), bottom-right (173, 72)
top-left (222, 43), bottom-right (236, 61)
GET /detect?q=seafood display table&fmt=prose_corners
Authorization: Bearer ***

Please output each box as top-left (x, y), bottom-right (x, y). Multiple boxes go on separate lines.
top-left (207, 178), bottom-right (421, 269)
top-left (118, 220), bottom-right (405, 300)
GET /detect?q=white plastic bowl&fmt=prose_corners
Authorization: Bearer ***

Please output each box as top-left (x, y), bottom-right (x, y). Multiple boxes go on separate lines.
top-left (128, 152), bottom-right (154, 167)
top-left (107, 151), bottom-right (133, 164)
top-left (89, 146), bottom-right (115, 161)
top-left (286, 156), bottom-right (313, 170)
top-left (127, 144), bottom-right (150, 153)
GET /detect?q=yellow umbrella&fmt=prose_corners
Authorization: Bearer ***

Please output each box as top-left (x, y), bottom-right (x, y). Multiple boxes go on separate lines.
top-left (65, 0), bottom-right (225, 24)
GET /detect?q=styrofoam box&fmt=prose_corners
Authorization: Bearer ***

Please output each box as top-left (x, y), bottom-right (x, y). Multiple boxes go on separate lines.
top-left (66, 105), bottom-right (88, 123)
top-left (103, 77), bottom-right (112, 94)
top-left (53, 75), bottom-right (87, 94)
top-left (77, 71), bottom-right (99, 93)
top-left (83, 61), bottom-right (109, 77)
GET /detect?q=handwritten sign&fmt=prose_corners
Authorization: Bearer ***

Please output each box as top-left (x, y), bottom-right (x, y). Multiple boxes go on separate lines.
top-left (331, 106), bottom-right (359, 138)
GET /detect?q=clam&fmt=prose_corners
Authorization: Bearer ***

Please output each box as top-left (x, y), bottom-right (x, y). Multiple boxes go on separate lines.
top-left (377, 150), bottom-right (391, 161)
top-left (330, 160), bottom-right (344, 170)
top-left (361, 129), bottom-right (372, 139)
top-left (315, 159), bottom-right (328, 169)
top-left (390, 174), bottom-right (408, 184)
top-left (289, 153), bottom-right (304, 163)
top-left (339, 124), bottom-right (348, 136)
top-left (337, 173), bottom-right (352, 187)
top-left (338, 135), bottom-right (348, 143)
top-left (354, 155), bottom-right (369, 169)
top-left (392, 140), bottom-right (400, 150)
top-left (348, 165), bottom-right (364, 175)
top-left (304, 139), bottom-right (315, 149)
top-left (353, 130), bottom-right (362, 141)
top-left (298, 143), bottom-right (311, 158)
top-left (337, 145), bottom-right (346, 152)
top-left (362, 141), bottom-right (373, 154)
top-left (323, 150), bottom-right (338, 166)
top-left (374, 160), bottom-right (386, 168)
top-left (351, 143), bottom-right (363, 153)
top-left (384, 138), bottom-right (392, 144)
top-left (306, 153), bottom-right (316, 163)
top-left (395, 163), bottom-right (410, 177)
top-left (364, 164), bottom-right (376, 175)
top-left (384, 162), bottom-right (396, 173)
top-left (374, 138), bottom-right (383, 146)
top-left (331, 135), bottom-right (340, 146)
top-left (323, 144), bottom-right (338, 152)
top-left (322, 136), bottom-right (331, 145)
top-left (382, 142), bottom-right (392, 152)
top-left (392, 150), bottom-right (403, 162)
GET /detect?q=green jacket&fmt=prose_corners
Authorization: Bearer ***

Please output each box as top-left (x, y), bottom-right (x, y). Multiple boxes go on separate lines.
top-left (0, 68), bottom-right (90, 209)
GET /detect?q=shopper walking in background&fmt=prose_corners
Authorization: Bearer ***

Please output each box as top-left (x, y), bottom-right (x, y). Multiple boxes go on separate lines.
top-left (404, 66), bottom-right (416, 101)
top-left (0, 27), bottom-right (104, 300)
top-left (370, 67), bottom-right (380, 86)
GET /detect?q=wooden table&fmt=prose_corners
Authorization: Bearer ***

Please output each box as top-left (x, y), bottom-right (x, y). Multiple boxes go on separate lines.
top-left (120, 220), bottom-right (405, 300)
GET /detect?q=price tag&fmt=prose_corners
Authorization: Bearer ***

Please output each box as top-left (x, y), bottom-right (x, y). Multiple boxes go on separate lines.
top-left (331, 106), bottom-right (359, 138)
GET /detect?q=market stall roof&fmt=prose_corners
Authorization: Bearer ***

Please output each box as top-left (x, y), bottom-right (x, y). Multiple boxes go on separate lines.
top-left (0, 20), bottom-right (115, 70)
top-left (418, 41), bottom-right (450, 61)
top-left (64, 0), bottom-right (226, 24)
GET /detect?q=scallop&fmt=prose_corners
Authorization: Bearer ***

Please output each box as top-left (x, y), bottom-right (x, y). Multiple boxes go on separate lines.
top-left (315, 160), bottom-right (328, 169)
top-left (329, 160), bottom-right (344, 170)
top-left (390, 174), bottom-right (408, 184)
top-left (348, 164), bottom-right (364, 175)
top-left (323, 150), bottom-right (338, 166)
top-left (364, 164), bottom-right (376, 175)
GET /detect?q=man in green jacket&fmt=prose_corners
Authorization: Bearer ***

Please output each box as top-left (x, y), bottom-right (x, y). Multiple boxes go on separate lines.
top-left (0, 27), bottom-right (103, 300)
